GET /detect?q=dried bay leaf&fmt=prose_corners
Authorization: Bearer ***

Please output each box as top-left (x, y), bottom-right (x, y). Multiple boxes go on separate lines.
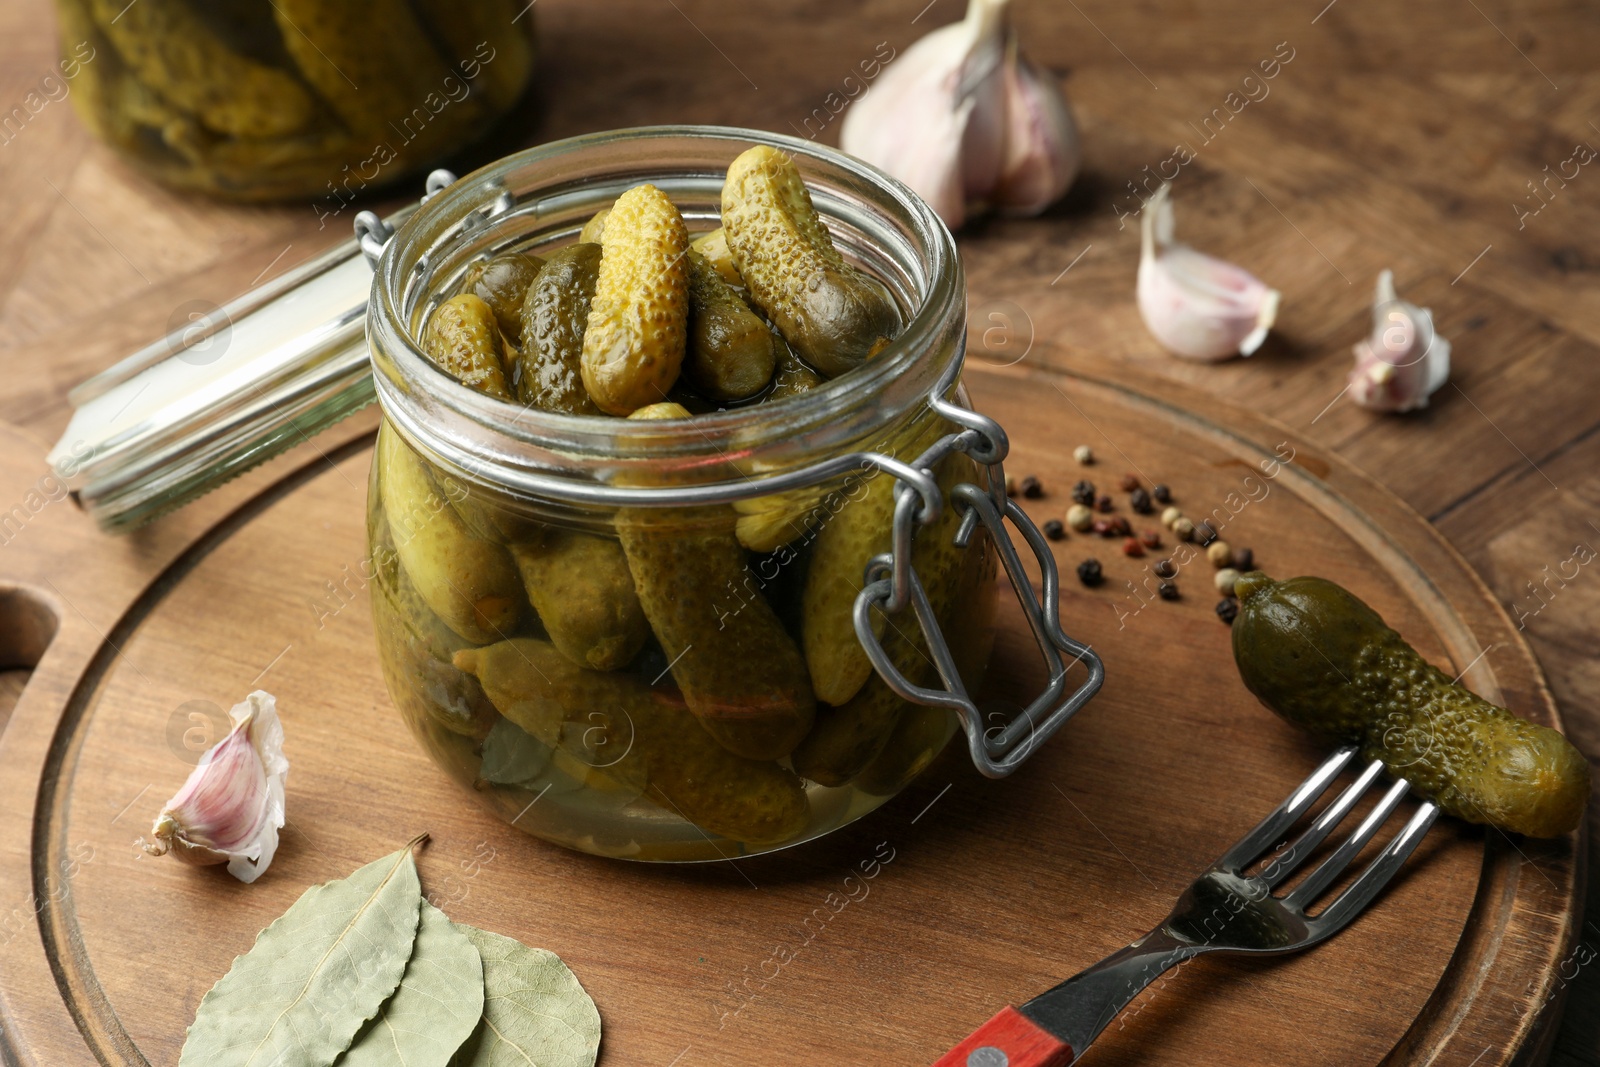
top-left (478, 716), bottom-right (552, 788)
top-left (451, 925), bottom-right (601, 1067)
top-left (339, 901), bottom-right (484, 1067)
top-left (179, 845), bottom-right (424, 1067)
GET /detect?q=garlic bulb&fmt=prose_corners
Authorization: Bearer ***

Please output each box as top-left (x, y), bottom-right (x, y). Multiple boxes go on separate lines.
top-left (1137, 183), bottom-right (1281, 361)
top-left (142, 690), bottom-right (288, 883)
top-left (1348, 270), bottom-right (1450, 413)
top-left (839, 0), bottom-right (1079, 229)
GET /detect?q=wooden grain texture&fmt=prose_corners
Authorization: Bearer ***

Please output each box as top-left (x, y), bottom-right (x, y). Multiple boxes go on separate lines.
top-left (0, 0), bottom-right (1594, 1062)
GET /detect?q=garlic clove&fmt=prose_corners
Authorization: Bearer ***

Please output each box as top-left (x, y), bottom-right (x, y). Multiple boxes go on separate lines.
top-left (840, 0), bottom-right (1007, 230)
top-left (991, 36), bottom-right (1081, 216)
top-left (1347, 270), bottom-right (1451, 413)
top-left (1137, 183), bottom-right (1281, 361)
top-left (142, 690), bottom-right (288, 883)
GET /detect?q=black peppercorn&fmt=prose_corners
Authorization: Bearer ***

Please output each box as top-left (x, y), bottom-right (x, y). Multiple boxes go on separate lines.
top-left (1043, 518), bottom-right (1065, 540)
top-left (1130, 487), bottom-right (1153, 514)
top-left (1193, 520), bottom-right (1217, 546)
top-left (1076, 558), bottom-right (1104, 587)
top-left (1215, 598), bottom-right (1239, 624)
top-left (1154, 558), bottom-right (1176, 579)
top-left (1071, 480), bottom-right (1096, 506)
top-left (1095, 494), bottom-right (1114, 513)
top-left (1021, 475), bottom-right (1044, 499)
top-left (1152, 484), bottom-right (1172, 504)
top-left (1158, 580), bottom-right (1180, 601)
top-left (1233, 547), bottom-right (1254, 572)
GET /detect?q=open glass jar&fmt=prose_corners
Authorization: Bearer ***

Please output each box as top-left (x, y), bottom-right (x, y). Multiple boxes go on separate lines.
top-left (55, 0), bottom-right (535, 200)
top-left (367, 129), bottom-right (1009, 860)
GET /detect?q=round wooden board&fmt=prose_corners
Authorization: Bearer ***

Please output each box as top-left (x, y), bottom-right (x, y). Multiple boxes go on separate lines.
top-left (0, 357), bottom-right (1583, 1067)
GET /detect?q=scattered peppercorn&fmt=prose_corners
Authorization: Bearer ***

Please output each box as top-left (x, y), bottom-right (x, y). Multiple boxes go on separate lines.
top-left (1091, 519), bottom-right (1114, 537)
top-left (1043, 518), bottom-right (1065, 540)
top-left (1214, 567), bottom-right (1241, 595)
top-left (1130, 487), bottom-right (1153, 514)
top-left (1215, 597), bottom-right (1239, 624)
top-left (1158, 580), bottom-right (1180, 601)
top-left (1160, 506), bottom-right (1182, 528)
top-left (1206, 540), bottom-right (1232, 567)
top-left (1153, 484), bottom-right (1172, 504)
top-left (1095, 494), bottom-right (1114, 513)
top-left (1066, 504), bottom-right (1094, 531)
top-left (1119, 473), bottom-right (1140, 492)
top-left (1154, 558), bottom-right (1176, 579)
top-left (1193, 520), bottom-right (1218, 546)
top-left (1021, 475), bottom-right (1044, 499)
top-left (1108, 516), bottom-right (1131, 536)
top-left (1140, 529), bottom-right (1162, 550)
top-left (1076, 558), bottom-right (1104, 587)
top-left (1122, 537), bottom-right (1144, 558)
top-left (1173, 516), bottom-right (1196, 541)
top-left (1071, 480), bottom-right (1096, 506)
top-left (1233, 547), bottom-right (1254, 572)
top-left (1005, 475), bottom-right (1018, 497)
top-left (1073, 445), bottom-right (1094, 465)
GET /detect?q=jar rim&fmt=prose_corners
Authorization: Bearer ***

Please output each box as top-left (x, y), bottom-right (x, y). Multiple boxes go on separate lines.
top-left (368, 125), bottom-right (964, 501)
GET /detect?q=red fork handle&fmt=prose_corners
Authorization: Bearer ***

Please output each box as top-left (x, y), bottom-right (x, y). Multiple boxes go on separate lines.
top-left (932, 1006), bottom-right (1075, 1067)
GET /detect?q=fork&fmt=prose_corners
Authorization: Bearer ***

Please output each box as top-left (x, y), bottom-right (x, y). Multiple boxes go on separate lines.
top-left (933, 746), bottom-right (1440, 1067)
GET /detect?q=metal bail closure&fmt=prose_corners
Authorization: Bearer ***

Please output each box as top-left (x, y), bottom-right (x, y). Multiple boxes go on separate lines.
top-left (46, 169), bottom-right (459, 532)
top-left (852, 349), bottom-right (1105, 778)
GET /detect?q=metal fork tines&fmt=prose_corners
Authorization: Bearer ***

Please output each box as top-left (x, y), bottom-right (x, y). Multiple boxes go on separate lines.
top-left (1019, 746), bottom-right (1440, 1059)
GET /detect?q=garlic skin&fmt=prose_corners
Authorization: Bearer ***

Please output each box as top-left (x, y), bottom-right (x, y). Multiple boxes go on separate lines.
top-left (142, 691), bottom-right (288, 883)
top-left (1348, 270), bottom-right (1451, 413)
top-left (839, 0), bottom-right (1078, 229)
top-left (1137, 183), bottom-right (1281, 361)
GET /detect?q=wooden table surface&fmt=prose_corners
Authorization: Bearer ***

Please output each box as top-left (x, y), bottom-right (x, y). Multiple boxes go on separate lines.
top-left (0, 0), bottom-right (1595, 1062)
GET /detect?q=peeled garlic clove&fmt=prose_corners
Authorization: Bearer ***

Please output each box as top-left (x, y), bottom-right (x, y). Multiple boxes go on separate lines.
top-left (142, 691), bottom-right (288, 884)
top-left (1137, 183), bottom-right (1281, 361)
top-left (840, 0), bottom-right (1008, 229)
top-left (1348, 270), bottom-right (1451, 413)
top-left (991, 38), bottom-right (1081, 216)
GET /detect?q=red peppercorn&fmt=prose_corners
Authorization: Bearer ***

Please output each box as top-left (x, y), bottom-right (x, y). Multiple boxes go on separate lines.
top-left (1140, 529), bottom-right (1162, 549)
top-left (1095, 494), bottom-right (1114, 513)
top-left (1122, 537), bottom-right (1144, 557)
top-left (1119, 473), bottom-right (1140, 492)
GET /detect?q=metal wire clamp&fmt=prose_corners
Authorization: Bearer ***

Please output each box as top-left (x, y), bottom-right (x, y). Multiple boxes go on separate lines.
top-left (853, 352), bottom-right (1104, 778)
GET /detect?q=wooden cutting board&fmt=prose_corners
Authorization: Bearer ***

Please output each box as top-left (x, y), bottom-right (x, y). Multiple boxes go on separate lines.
top-left (0, 355), bottom-right (1582, 1067)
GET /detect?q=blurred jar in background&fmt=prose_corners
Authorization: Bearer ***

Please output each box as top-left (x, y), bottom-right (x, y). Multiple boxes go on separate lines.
top-left (54, 0), bottom-right (536, 203)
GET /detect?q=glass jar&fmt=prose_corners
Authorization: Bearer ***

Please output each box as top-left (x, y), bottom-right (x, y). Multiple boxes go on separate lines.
top-left (54, 0), bottom-right (535, 201)
top-left (365, 128), bottom-right (1001, 861)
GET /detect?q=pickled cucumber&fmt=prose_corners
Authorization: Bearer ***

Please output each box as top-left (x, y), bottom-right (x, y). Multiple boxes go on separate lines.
top-left (89, 0), bottom-right (317, 139)
top-left (617, 502), bottom-right (816, 761)
top-left (582, 184), bottom-right (691, 415)
top-left (374, 549), bottom-right (498, 739)
top-left (800, 418), bottom-right (948, 705)
top-left (421, 294), bottom-right (513, 400)
top-left (691, 227), bottom-right (746, 291)
top-left (511, 531), bottom-right (649, 671)
top-left (378, 422), bottom-right (523, 643)
top-left (793, 451), bottom-right (983, 786)
top-left (1232, 573), bottom-right (1590, 838)
top-left (462, 252), bottom-right (544, 345)
top-left (455, 638), bottom-right (810, 843)
top-left (721, 145), bottom-right (901, 378)
top-left (516, 243), bottom-right (603, 415)
top-left (765, 334), bottom-right (824, 402)
top-left (269, 0), bottom-right (470, 153)
top-left (579, 207), bottom-right (609, 245)
top-left (685, 251), bottom-right (777, 401)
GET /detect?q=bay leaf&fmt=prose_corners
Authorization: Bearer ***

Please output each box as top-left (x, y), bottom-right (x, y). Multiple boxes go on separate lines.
top-left (180, 846), bottom-right (424, 1067)
top-left (478, 716), bottom-right (552, 788)
top-left (450, 925), bottom-right (601, 1067)
top-left (338, 901), bottom-right (484, 1067)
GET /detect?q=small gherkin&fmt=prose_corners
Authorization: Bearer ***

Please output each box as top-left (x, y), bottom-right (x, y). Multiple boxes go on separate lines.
top-left (1232, 573), bottom-right (1588, 838)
